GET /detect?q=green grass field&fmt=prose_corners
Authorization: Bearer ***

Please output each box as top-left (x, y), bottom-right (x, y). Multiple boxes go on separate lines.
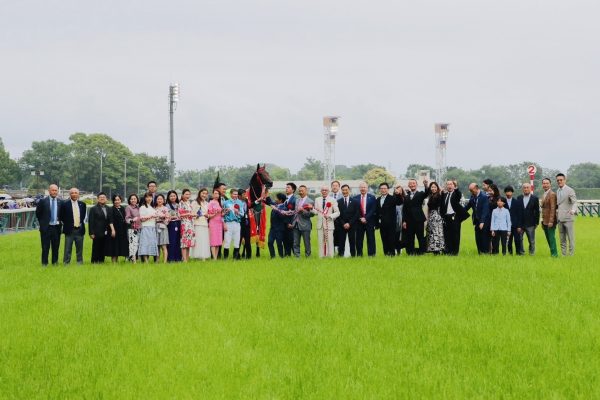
top-left (1, 219), bottom-right (599, 399)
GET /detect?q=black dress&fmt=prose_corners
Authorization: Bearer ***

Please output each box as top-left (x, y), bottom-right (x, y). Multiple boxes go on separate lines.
top-left (108, 206), bottom-right (129, 257)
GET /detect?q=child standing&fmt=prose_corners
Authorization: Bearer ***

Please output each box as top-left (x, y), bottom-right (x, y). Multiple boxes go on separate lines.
top-left (491, 197), bottom-right (511, 255)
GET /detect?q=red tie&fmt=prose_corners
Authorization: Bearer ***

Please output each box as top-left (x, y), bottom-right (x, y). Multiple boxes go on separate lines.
top-left (361, 195), bottom-right (366, 217)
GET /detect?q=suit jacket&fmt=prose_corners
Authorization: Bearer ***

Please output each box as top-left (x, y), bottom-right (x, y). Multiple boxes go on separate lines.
top-left (60, 199), bottom-right (87, 235)
top-left (353, 193), bottom-right (377, 227)
top-left (88, 204), bottom-right (112, 238)
top-left (505, 197), bottom-right (523, 230)
top-left (35, 196), bottom-right (62, 232)
top-left (556, 185), bottom-right (577, 222)
top-left (518, 194), bottom-right (540, 228)
top-left (293, 196), bottom-right (315, 231)
top-left (465, 190), bottom-right (491, 226)
top-left (402, 190), bottom-right (428, 224)
top-left (541, 190), bottom-right (557, 226)
top-left (313, 196), bottom-right (340, 230)
top-left (376, 194), bottom-right (403, 228)
top-left (440, 189), bottom-right (469, 222)
top-left (270, 204), bottom-right (289, 232)
top-left (336, 196), bottom-right (359, 229)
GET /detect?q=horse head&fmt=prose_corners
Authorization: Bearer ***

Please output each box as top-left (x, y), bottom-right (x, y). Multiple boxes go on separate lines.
top-left (255, 163), bottom-right (273, 189)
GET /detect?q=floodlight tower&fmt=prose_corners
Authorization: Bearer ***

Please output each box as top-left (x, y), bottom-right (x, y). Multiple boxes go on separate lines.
top-left (323, 116), bottom-right (339, 182)
top-left (434, 123), bottom-right (449, 183)
top-left (169, 83), bottom-right (180, 189)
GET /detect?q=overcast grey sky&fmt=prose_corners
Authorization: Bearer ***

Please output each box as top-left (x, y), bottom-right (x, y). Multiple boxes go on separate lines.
top-left (2, 0), bottom-right (599, 175)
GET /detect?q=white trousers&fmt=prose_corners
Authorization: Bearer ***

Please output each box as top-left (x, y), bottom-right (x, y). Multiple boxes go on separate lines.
top-left (317, 227), bottom-right (335, 258)
top-left (223, 221), bottom-right (241, 249)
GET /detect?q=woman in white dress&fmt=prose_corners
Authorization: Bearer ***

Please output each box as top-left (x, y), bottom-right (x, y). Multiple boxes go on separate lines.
top-left (190, 188), bottom-right (211, 260)
top-left (138, 192), bottom-right (158, 262)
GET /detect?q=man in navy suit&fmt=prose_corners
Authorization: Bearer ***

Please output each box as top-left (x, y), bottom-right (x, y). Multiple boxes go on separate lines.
top-left (283, 182), bottom-right (297, 257)
top-left (402, 179), bottom-right (429, 255)
top-left (354, 181), bottom-right (377, 257)
top-left (60, 187), bottom-right (87, 265)
top-left (517, 183), bottom-right (540, 255)
top-left (376, 182), bottom-right (404, 256)
top-left (504, 186), bottom-right (524, 255)
top-left (336, 184), bottom-right (359, 257)
top-left (35, 184), bottom-right (62, 266)
top-left (465, 183), bottom-right (491, 254)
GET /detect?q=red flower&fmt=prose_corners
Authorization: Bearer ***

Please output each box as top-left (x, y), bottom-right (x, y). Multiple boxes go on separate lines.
top-left (287, 203), bottom-right (293, 210)
top-left (303, 204), bottom-right (312, 210)
top-left (234, 204), bottom-right (240, 209)
top-left (326, 202), bottom-right (332, 208)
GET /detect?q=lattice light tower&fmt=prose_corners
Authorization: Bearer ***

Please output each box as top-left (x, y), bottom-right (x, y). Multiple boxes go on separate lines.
top-left (168, 83), bottom-right (179, 189)
top-left (434, 123), bottom-right (449, 183)
top-left (323, 116), bottom-right (339, 182)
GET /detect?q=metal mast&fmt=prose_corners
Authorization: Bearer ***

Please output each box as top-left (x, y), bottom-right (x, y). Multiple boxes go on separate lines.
top-left (434, 123), bottom-right (449, 183)
top-left (323, 116), bottom-right (340, 182)
top-left (169, 83), bottom-right (180, 189)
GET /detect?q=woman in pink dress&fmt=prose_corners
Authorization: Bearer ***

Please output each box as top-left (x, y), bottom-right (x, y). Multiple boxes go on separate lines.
top-left (207, 189), bottom-right (225, 260)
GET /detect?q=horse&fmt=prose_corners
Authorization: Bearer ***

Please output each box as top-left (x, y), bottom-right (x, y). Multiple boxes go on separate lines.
top-left (246, 164), bottom-right (273, 257)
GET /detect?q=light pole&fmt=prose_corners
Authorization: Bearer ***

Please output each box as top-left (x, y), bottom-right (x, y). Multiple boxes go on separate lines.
top-left (169, 83), bottom-right (180, 189)
top-left (30, 170), bottom-right (45, 193)
top-left (137, 162), bottom-right (141, 194)
top-left (99, 150), bottom-right (106, 193)
top-left (124, 158), bottom-right (127, 196)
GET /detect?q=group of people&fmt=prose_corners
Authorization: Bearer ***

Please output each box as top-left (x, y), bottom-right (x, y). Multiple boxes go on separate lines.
top-left (34, 173), bottom-right (578, 266)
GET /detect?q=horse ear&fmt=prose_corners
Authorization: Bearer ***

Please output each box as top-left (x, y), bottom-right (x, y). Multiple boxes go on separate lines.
top-left (262, 164), bottom-right (266, 169)
top-left (256, 163), bottom-right (260, 171)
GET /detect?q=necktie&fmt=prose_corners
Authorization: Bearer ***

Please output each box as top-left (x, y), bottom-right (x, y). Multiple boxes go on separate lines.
top-left (558, 188), bottom-right (562, 202)
top-left (50, 198), bottom-right (56, 224)
top-left (322, 198), bottom-right (326, 209)
top-left (345, 198), bottom-right (348, 208)
top-left (73, 201), bottom-right (80, 227)
top-left (361, 195), bottom-right (366, 216)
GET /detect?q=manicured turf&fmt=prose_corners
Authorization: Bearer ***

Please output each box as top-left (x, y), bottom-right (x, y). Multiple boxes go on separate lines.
top-left (1, 219), bottom-right (599, 399)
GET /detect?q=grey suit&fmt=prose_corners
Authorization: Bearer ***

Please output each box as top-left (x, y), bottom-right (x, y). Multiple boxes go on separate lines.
top-left (293, 196), bottom-right (314, 257)
top-left (556, 185), bottom-right (577, 256)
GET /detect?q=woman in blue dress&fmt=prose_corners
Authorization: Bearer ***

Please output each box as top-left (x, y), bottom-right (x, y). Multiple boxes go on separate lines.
top-left (166, 190), bottom-right (182, 262)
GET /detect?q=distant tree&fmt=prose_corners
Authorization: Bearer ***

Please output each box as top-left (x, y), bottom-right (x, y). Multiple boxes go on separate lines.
top-left (364, 168), bottom-right (395, 190)
top-left (0, 138), bottom-right (21, 187)
top-left (295, 157), bottom-right (324, 180)
top-left (20, 139), bottom-right (71, 188)
top-left (567, 163), bottom-right (600, 188)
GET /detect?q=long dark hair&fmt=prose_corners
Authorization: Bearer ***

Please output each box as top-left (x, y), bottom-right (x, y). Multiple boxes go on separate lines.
top-left (166, 190), bottom-right (179, 205)
top-left (142, 192), bottom-right (153, 208)
top-left (428, 182), bottom-right (441, 199)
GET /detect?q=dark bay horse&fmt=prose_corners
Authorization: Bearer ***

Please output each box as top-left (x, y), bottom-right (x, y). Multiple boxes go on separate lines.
top-left (247, 164), bottom-right (273, 257)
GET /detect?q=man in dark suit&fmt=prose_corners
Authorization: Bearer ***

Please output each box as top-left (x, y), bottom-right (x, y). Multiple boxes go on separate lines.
top-left (147, 180), bottom-right (159, 207)
top-left (517, 182), bottom-right (540, 255)
top-left (35, 184), bottom-right (62, 266)
top-left (402, 179), bottom-right (429, 255)
top-left (60, 187), bottom-right (87, 265)
top-left (336, 184), bottom-right (359, 257)
top-left (504, 185), bottom-right (524, 255)
top-left (283, 182), bottom-right (297, 257)
top-left (354, 181), bottom-right (377, 257)
top-left (267, 193), bottom-right (288, 258)
top-left (440, 180), bottom-right (469, 255)
top-left (88, 192), bottom-right (115, 264)
top-left (376, 182), bottom-right (403, 256)
top-left (464, 183), bottom-right (491, 254)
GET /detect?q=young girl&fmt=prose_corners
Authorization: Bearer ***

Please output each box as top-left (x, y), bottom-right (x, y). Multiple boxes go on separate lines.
top-left (154, 194), bottom-right (170, 263)
top-left (207, 189), bottom-right (225, 260)
top-left (178, 189), bottom-right (196, 262)
top-left (138, 192), bottom-right (158, 263)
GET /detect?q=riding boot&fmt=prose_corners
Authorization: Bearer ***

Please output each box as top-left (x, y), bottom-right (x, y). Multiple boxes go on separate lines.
top-left (223, 249), bottom-right (229, 259)
top-left (233, 248), bottom-right (240, 260)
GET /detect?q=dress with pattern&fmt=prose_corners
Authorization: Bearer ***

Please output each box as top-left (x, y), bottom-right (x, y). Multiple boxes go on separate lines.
top-left (426, 195), bottom-right (445, 253)
top-left (179, 200), bottom-right (196, 248)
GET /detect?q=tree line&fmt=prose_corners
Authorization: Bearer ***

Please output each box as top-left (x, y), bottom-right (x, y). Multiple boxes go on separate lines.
top-left (2, 134), bottom-right (600, 199)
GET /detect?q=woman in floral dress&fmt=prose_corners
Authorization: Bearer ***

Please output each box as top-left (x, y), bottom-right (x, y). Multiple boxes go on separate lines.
top-left (125, 194), bottom-right (141, 263)
top-left (178, 188), bottom-right (195, 262)
top-left (207, 188), bottom-right (225, 260)
top-left (154, 194), bottom-right (171, 263)
top-left (425, 182), bottom-right (445, 254)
